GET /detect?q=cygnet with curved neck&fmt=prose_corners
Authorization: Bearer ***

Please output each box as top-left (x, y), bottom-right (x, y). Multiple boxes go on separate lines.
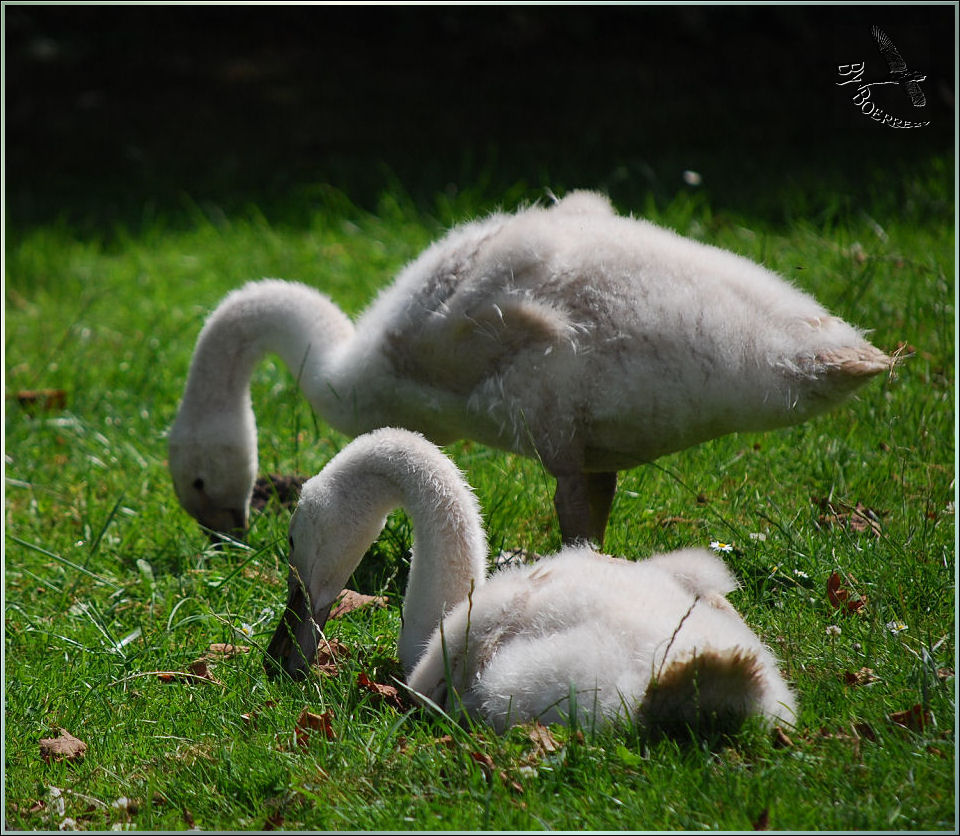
top-left (169, 191), bottom-right (891, 543)
top-left (265, 428), bottom-right (796, 736)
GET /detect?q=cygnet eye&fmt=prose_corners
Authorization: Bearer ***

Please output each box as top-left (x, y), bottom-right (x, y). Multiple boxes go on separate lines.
top-left (192, 477), bottom-right (205, 492)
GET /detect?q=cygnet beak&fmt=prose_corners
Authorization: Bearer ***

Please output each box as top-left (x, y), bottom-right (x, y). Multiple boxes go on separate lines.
top-left (264, 572), bottom-right (333, 680)
top-left (199, 507), bottom-right (249, 545)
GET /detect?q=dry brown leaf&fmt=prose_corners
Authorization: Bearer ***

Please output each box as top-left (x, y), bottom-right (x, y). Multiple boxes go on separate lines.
top-left (329, 589), bottom-right (388, 620)
top-left (469, 750), bottom-right (495, 779)
top-left (39, 729), bottom-right (87, 763)
top-left (499, 770), bottom-right (524, 794)
top-left (813, 496), bottom-right (883, 538)
top-left (826, 571), bottom-right (867, 614)
top-left (771, 726), bottom-right (794, 748)
top-left (844, 667), bottom-right (877, 686)
top-left (752, 808), bottom-right (770, 830)
top-left (156, 667), bottom-right (223, 685)
top-left (937, 667), bottom-right (954, 681)
top-left (847, 503), bottom-right (883, 536)
top-left (15, 389), bottom-right (67, 413)
top-left (888, 703), bottom-right (931, 733)
top-left (206, 643), bottom-right (251, 658)
top-left (658, 515), bottom-right (697, 528)
top-left (295, 708), bottom-right (336, 746)
top-left (526, 721), bottom-right (560, 756)
top-left (312, 637), bottom-right (349, 675)
top-left (357, 671), bottom-right (405, 710)
top-left (186, 659), bottom-right (221, 683)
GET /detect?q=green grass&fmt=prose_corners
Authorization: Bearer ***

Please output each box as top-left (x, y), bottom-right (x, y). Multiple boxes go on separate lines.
top-left (3, 168), bottom-right (955, 831)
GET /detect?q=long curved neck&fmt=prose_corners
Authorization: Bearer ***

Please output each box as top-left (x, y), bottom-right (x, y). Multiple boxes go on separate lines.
top-left (179, 279), bottom-right (354, 422)
top-left (321, 432), bottom-right (489, 673)
top-left (397, 462), bottom-right (489, 673)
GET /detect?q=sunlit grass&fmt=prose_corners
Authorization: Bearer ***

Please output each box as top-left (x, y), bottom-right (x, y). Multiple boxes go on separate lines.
top-left (4, 169), bottom-right (954, 830)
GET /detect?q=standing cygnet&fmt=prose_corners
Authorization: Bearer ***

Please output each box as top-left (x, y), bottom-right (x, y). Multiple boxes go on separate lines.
top-left (169, 191), bottom-right (890, 543)
top-left (266, 428), bottom-right (796, 737)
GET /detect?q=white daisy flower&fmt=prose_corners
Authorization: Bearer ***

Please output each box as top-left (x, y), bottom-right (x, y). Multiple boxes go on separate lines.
top-left (709, 540), bottom-right (734, 553)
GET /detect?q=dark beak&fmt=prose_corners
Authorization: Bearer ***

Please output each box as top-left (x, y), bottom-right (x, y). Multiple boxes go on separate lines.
top-left (264, 572), bottom-right (333, 680)
top-left (202, 508), bottom-right (249, 546)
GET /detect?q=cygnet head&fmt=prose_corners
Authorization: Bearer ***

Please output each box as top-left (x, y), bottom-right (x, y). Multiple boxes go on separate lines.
top-left (168, 404), bottom-right (258, 537)
top-left (264, 462), bottom-right (392, 680)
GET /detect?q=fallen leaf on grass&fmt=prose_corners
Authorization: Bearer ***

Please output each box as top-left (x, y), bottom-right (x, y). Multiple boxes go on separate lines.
top-left (826, 571), bottom-right (867, 614)
top-left (187, 659), bottom-right (221, 683)
top-left (205, 643), bottom-right (251, 658)
top-left (469, 750), bottom-right (495, 778)
top-left (657, 515), bottom-right (698, 528)
top-left (500, 770), bottom-right (524, 794)
top-left (357, 671), bottom-right (405, 710)
top-left (843, 667), bottom-right (878, 686)
top-left (155, 667), bottom-right (223, 686)
top-left (526, 721), bottom-right (561, 756)
top-left (294, 708), bottom-right (336, 746)
top-left (15, 389), bottom-right (67, 413)
top-left (771, 726), bottom-right (794, 749)
top-left (39, 730), bottom-right (87, 763)
top-left (329, 589), bottom-right (388, 620)
top-left (888, 703), bottom-right (931, 733)
top-left (313, 637), bottom-right (349, 676)
top-left (468, 750), bottom-right (523, 793)
top-left (812, 496), bottom-right (884, 538)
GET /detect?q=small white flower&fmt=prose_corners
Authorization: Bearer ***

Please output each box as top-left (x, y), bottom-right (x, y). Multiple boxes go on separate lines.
top-left (238, 623), bottom-right (254, 638)
top-left (748, 532), bottom-right (767, 542)
top-left (709, 540), bottom-right (734, 553)
top-left (826, 624), bottom-right (842, 637)
top-left (793, 569), bottom-right (809, 579)
top-left (886, 620), bottom-right (908, 634)
top-left (682, 169), bottom-right (703, 186)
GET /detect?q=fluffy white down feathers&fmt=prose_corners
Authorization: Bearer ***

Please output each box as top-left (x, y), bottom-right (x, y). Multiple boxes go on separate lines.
top-left (170, 190), bottom-right (890, 544)
top-left (266, 428), bottom-right (796, 737)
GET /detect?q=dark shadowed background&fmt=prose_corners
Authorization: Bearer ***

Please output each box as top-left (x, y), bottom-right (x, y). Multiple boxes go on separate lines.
top-left (4, 4), bottom-right (955, 234)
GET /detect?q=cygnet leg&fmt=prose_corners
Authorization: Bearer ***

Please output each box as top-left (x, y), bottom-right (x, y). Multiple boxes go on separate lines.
top-left (554, 471), bottom-right (618, 546)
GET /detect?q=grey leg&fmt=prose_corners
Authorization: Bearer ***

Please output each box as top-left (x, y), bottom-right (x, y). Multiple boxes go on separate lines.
top-left (554, 471), bottom-right (618, 547)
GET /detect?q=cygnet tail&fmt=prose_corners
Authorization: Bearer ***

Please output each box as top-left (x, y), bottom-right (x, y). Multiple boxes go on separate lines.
top-left (815, 344), bottom-right (892, 378)
top-left (639, 648), bottom-right (771, 739)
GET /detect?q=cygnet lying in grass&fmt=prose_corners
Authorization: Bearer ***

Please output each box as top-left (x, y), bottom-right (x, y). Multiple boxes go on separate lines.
top-left (266, 428), bottom-right (796, 736)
